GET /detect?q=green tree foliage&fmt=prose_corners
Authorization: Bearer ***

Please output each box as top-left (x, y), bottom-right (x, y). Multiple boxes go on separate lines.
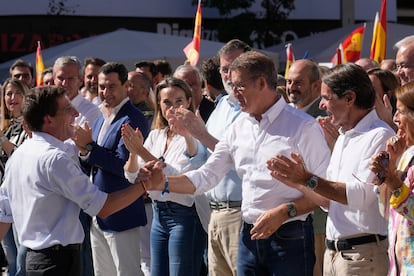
top-left (195, 0), bottom-right (295, 48)
top-left (48, 0), bottom-right (79, 15)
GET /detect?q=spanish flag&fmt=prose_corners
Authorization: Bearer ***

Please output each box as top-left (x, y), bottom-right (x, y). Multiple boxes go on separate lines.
top-left (183, 0), bottom-right (202, 66)
top-left (341, 24), bottom-right (365, 63)
top-left (36, 41), bottom-right (45, 86)
top-left (284, 43), bottom-right (295, 78)
top-left (370, 0), bottom-right (387, 63)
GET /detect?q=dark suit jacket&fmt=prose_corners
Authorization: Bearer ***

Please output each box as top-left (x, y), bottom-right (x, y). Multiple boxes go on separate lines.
top-left (306, 97), bottom-right (326, 118)
top-left (81, 101), bottom-right (149, 232)
top-left (199, 95), bottom-right (215, 123)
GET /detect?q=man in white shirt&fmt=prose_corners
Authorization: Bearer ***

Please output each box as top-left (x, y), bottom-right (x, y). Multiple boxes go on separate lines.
top-left (145, 51), bottom-right (331, 275)
top-left (268, 63), bottom-right (395, 275)
top-left (53, 56), bottom-right (101, 126)
top-left (53, 55), bottom-right (102, 276)
top-left (0, 86), bottom-right (147, 275)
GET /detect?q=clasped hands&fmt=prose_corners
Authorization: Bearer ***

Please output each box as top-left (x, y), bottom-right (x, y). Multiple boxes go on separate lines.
top-left (133, 160), bottom-right (167, 191)
top-left (71, 122), bottom-right (93, 155)
top-left (369, 134), bottom-right (406, 190)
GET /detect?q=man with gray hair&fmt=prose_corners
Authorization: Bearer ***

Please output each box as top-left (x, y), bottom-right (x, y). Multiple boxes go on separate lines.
top-left (53, 56), bottom-right (101, 126)
top-left (395, 36), bottom-right (414, 85)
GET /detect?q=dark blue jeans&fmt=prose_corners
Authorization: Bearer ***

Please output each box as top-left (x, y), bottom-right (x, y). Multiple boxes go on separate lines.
top-left (238, 215), bottom-right (315, 276)
top-left (151, 201), bottom-right (206, 276)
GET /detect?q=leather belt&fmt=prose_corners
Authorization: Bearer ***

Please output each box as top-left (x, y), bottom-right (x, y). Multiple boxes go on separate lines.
top-left (326, 234), bottom-right (387, 251)
top-left (209, 200), bottom-right (241, 210)
top-left (28, 243), bottom-right (82, 252)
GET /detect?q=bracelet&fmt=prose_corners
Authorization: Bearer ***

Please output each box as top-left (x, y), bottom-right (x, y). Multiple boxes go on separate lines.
top-left (161, 175), bottom-right (170, 197)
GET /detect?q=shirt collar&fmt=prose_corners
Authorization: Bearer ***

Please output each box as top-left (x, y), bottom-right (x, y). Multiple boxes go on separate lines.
top-left (226, 94), bottom-right (241, 111)
top-left (31, 131), bottom-right (70, 151)
top-left (70, 93), bottom-right (83, 106)
top-left (106, 97), bottom-right (130, 119)
top-left (253, 95), bottom-right (285, 125)
top-left (338, 109), bottom-right (379, 135)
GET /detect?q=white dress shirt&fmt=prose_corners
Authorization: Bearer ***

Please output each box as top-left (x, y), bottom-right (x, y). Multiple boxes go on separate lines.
top-left (0, 132), bottom-right (107, 250)
top-left (326, 110), bottom-right (395, 239)
top-left (186, 97), bottom-right (331, 224)
top-left (125, 128), bottom-right (208, 228)
top-left (72, 93), bottom-right (102, 126)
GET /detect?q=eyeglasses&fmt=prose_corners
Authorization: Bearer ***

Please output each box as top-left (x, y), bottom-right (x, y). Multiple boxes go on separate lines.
top-left (228, 77), bottom-right (257, 93)
top-left (396, 62), bottom-right (414, 71)
top-left (218, 66), bottom-right (230, 74)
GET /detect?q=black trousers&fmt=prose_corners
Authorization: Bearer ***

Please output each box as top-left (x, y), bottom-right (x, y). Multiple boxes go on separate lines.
top-left (26, 244), bottom-right (81, 276)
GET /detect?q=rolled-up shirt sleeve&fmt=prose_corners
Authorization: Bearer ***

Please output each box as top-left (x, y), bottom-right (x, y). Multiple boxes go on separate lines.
top-left (0, 188), bottom-right (13, 223)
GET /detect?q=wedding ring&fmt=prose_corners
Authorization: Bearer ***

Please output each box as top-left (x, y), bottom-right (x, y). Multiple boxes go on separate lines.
top-left (391, 136), bottom-right (399, 145)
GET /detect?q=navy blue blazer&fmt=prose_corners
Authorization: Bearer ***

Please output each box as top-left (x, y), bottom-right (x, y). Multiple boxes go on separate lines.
top-left (81, 101), bottom-right (149, 232)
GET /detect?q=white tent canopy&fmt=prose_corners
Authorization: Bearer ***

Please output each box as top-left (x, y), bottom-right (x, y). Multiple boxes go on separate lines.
top-left (0, 28), bottom-right (227, 79)
top-left (267, 22), bottom-right (414, 64)
top-left (0, 28), bottom-right (279, 80)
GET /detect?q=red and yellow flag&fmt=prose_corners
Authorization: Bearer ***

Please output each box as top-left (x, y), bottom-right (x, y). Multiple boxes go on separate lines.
top-left (341, 24), bottom-right (365, 63)
top-left (370, 0), bottom-right (387, 63)
top-left (183, 0), bottom-right (202, 66)
top-left (36, 41), bottom-right (45, 86)
top-left (284, 43), bottom-right (295, 78)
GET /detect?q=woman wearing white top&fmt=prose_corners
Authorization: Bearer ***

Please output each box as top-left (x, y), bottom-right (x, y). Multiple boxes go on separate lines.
top-left (123, 77), bottom-right (207, 276)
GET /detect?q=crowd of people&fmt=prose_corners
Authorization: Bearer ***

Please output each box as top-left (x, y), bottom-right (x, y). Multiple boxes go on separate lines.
top-left (0, 34), bottom-right (411, 276)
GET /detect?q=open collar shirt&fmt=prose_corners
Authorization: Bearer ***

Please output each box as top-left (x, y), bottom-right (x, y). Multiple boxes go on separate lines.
top-left (326, 110), bottom-right (395, 239)
top-left (186, 97), bottom-right (331, 224)
top-left (0, 132), bottom-right (107, 250)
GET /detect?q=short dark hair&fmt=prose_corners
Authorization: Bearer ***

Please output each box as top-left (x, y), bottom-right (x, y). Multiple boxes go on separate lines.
top-left (153, 59), bottom-right (172, 77)
top-left (41, 67), bottom-right (53, 78)
top-left (23, 86), bottom-right (66, 132)
top-left (201, 56), bottom-right (224, 90)
top-left (135, 60), bottom-right (156, 76)
top-left (99, 62), bottom-right (128, 84)
top-left (218, 39), bottom-right (251, 57)
top-left (322, 63), bottom-right (376, 109)
top-left (84, 57), bottom-right (106, 68)
top-left (9, 59), bottom-right (34, 78)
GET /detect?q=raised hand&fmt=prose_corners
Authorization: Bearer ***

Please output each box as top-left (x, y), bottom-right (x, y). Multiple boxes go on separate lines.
top-left (169, 106), bottom-right (207, 140)
top-left (121, 123), bottom-right (144, 155)
top-left (72, 121), bottom-right (93, 153)
top-left (267, 152), bottom-right (310, 190)
top-left (317, 116), bottom-right (339, 151)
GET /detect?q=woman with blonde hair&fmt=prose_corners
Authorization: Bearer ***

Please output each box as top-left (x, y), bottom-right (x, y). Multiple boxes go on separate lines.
top-left (122, 77), bottom-right (208, 276)
top-left (371, 81), bottom-right (414, 275)
top-left (0, 78), bottom-right (30, 276)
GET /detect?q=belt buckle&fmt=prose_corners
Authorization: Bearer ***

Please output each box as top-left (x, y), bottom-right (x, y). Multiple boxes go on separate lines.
top-left (218, 202), bottom-right (227, 209)
top-left (209, 201), bottom-right (219, 210)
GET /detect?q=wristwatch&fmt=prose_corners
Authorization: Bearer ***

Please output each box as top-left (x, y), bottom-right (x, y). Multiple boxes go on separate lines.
top-left (85, 142), bottom-right (96, 152)
top-left (306, 175), bottom-right (318, 190)
top-left (286, 202), bottom-right (297, 218)
top-left (392, 186), bottom-right (402, 197)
